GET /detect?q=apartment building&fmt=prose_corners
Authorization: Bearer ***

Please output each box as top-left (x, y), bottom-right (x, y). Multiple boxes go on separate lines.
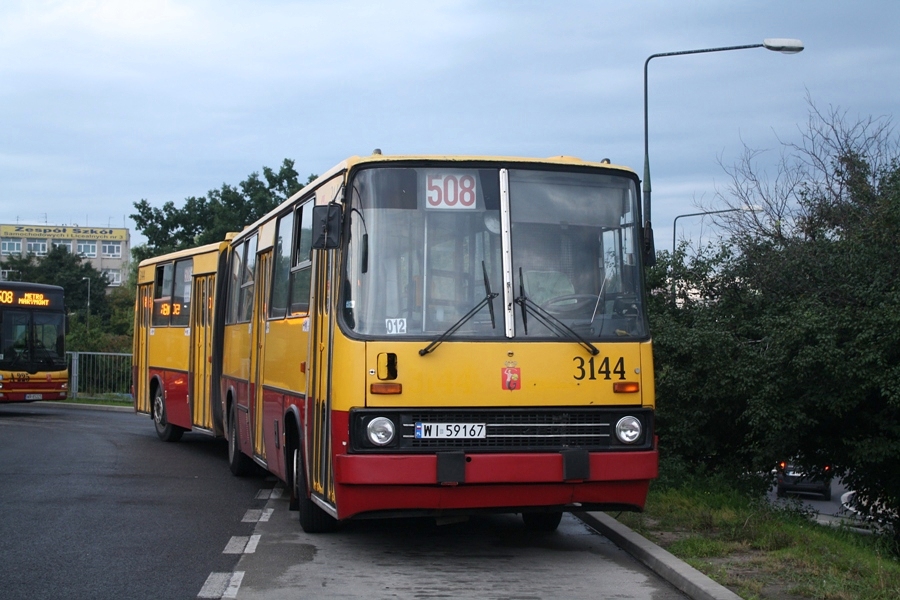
top-left (0, 224), bottom-right (130, 287)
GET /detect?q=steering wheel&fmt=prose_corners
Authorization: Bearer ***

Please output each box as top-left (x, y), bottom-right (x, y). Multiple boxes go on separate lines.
top-left (541, 294), bottom-right (600, 315)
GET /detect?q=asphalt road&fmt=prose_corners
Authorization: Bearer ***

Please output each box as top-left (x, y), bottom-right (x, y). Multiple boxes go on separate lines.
top-left (0, 402), bottom-right (264, 600)
top-left (0, 403), bottom-right (688, 600)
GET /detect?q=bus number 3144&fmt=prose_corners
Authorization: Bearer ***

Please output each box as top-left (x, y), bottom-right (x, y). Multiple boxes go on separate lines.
top-left (573, 356), bottom-right (626, 381)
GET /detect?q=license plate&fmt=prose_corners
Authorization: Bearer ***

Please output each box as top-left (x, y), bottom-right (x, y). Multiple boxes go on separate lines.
top-left (25, 394), bottom-right (42, 400)
top-left (415, 422), bottom-right (486, 439)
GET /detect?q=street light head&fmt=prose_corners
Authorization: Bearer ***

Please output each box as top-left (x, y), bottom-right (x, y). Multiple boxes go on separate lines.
top-left (763, 38), bottom-right (804, 54)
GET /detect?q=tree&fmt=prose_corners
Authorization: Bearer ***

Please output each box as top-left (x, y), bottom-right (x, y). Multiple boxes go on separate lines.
top-left (3, 245), bottom-right (109, 323)
top-left (131, 159), bottom-right (314, 261)
top-left (1, 245), bottom-right (129, 352)
top-left (652, 101), bottom-right (900, 542)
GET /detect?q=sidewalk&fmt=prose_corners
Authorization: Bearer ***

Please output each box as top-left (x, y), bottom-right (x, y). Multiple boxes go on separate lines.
top-left (577, 511), bottom-right (743, 600)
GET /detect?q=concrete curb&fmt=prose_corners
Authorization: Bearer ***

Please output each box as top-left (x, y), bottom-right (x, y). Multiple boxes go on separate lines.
top-left (576, 511), bottom-right (743, 600)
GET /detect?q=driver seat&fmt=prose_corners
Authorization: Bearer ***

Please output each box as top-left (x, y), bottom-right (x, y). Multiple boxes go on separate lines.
top-left (522, 270), bottom-right (573, 305)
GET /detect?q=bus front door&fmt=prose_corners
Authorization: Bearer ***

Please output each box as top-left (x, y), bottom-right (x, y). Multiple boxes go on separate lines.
top-left (307, 247), bottom-right (335, 507)
top-left (134, 285), bottom-right (152, 413)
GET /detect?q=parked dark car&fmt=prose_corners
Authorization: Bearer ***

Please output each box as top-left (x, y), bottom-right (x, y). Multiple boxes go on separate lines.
top-left (775, 461), bottom-right (833, 500)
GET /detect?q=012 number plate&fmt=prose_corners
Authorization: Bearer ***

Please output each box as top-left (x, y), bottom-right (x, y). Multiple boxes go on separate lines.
top-left (414, 422), bottom-right (486, 439)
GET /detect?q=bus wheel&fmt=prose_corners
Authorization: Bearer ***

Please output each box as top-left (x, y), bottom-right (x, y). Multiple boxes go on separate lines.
top-left (522, 511), bottom-right (563, 532)
top-left (152, 386), bottom-right (183, 443)
top-left (294, 448), bottom-right (338, 533)
top-left (227, 405), bottom-right (254, 476)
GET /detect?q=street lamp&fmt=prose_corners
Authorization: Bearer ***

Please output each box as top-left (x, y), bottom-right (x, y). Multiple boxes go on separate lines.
top-left (642, 38), bottom-right (803, 265)
top-left (670, 207), bottom-right (757, 303)
top-left (82, 277), bottom-right (91, 332)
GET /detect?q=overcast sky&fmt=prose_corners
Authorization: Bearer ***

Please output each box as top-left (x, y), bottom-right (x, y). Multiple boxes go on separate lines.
top-left (2, 0), bottom-right (898, 252)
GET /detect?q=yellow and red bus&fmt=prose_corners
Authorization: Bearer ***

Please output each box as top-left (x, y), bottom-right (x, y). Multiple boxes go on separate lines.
top-left (0, 281), bottom-right (68, 403)
top-left (133, 238), bottom-right (233, 441)
top-left (134, 154), bottom-right (657, 532)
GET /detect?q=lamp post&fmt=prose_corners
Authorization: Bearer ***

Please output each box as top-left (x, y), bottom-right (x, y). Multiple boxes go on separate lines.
top-left (670, 207), bottom-right (756, 304)
top-left (642, 38), bottom-right (803, 263)
top-left (82, 277), bottom-right (91, 332)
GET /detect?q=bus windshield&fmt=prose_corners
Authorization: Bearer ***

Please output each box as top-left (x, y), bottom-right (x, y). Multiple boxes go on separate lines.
top-left (343, 165), bottom-right (646, 341)
top-left (0, 309), bottom-right (67, 372)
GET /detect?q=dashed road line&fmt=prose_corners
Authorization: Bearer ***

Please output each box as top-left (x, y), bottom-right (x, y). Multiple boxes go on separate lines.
top-left (223, 534), bottom-right (261, 554)
top-left (241, 507), bottom-right (273, 522)
top-left (198, 571), bottom-right (245, 599)
top-left (254, 488), bottom-right (283, 500)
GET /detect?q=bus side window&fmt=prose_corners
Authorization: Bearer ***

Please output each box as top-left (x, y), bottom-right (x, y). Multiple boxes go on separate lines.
top-left (270, 209), bottom-right (294, 319)
top-left (226, 244), bottom-right (242, 324)
top-left (152, 263), bottom-right (174, 327)
top-left (239, 236), bottom-right (258, 323)
top-left (289, 200), bottom-right (314, 315)
top-left (171, 259), bottom-right (192, 327)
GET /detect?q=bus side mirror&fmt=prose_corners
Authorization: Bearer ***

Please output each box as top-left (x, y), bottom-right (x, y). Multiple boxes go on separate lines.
top-left (311, 204), bottom-right (342, 249)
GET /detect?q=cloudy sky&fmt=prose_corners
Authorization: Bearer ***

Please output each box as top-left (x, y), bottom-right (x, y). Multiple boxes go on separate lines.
top-left (1, 0), bottom-right (898, 252)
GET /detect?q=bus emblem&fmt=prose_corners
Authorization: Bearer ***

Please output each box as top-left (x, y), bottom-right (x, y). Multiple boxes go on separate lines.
top-left (502, 367), bottom-right (521, 391)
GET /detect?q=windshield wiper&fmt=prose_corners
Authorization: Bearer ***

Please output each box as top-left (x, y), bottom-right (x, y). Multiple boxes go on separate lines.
top-left (419, 262), bottom-right (498, 356)
top-left (514, 267), bottom-right (599, 356)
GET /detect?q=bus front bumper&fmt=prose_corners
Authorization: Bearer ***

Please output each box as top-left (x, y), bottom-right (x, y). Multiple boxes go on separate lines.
top-left (331, 447), bottom-right (658, 520)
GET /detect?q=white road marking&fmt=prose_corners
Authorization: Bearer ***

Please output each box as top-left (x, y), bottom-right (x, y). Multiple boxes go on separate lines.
top-left (255, 487), bottom-right (284, 500)
top-left (242, 508), bottom-right (274, 522)
top-left (223, 536), bottom-right (247, 554)
top-left (198, 571), bottom-right (245, 599)
top-left (223, 571), bottom-right (244, 599)
top-left (244, 534), bottom-right (261, 553)
top-left (223, 534), bottom-right (262, 554)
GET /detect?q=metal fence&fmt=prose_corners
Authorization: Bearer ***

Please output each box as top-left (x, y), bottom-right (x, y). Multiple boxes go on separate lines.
top-left (67, 351), bottom-right (133, 401)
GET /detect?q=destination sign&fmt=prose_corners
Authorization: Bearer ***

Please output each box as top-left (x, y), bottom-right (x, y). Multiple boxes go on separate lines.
top-left (0, 288), bottom-right (63, 309)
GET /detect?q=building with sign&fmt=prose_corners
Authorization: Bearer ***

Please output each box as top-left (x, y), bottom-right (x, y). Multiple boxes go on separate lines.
top-left (0, 224), bottom-right (130, 287)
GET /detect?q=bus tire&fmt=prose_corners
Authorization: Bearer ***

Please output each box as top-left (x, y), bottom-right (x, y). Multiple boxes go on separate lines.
top-left (522, 511), bottom-right (563, 532)
top-left (152, 384), bottom-right (184, 443)
top-left (227, 405), bottom-right (254, 477)
top-left (294, 448), bottom-right (338, 533)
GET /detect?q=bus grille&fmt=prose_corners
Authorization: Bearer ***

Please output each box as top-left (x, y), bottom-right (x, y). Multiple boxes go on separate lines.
top-left (349, 408), bottom-right (653, 453)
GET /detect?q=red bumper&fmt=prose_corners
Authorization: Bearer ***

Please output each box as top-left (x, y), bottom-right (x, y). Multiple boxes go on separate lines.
top-left (332, 447), bottom-right (657, 520)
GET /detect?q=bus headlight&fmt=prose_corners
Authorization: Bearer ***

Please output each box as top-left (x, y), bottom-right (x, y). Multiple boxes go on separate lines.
top-left (615, 416), bottom-right (642, 444)
top-left (366, 417), bottom-right (396, 446)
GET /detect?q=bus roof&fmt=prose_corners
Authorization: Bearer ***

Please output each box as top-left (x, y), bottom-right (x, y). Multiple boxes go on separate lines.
top-left (230, 153), bottom-right (638, 245)
top-left (137, 233), bottom-right (237, 269)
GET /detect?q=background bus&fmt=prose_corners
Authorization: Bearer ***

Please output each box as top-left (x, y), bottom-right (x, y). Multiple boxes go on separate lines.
top-left (0, 281), bottom-right (68, 403)
top-left (134, 154), bottom-right (657, 533)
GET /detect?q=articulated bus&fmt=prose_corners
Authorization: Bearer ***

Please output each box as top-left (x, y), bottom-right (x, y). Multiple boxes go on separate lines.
top-left (133, 153), bottom-right (657, 532)
top-left (0, 281), bottom-right (68, 403)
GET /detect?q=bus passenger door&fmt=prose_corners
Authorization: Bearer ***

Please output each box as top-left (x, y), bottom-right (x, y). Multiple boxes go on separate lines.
top-left (251, 251), bottom-right (271, 462)
top-left (308, 247), bottom-right (334, 505)
top-left (190, 274), bottom-right (214, 430)
top-left (134, 285), bottom-right (152, 413)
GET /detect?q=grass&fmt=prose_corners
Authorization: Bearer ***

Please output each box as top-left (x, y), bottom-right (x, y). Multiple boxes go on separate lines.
top-left (66, 394), bottom-right (132, 406)
top-left (615, 482), bottom-right (900, 599)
